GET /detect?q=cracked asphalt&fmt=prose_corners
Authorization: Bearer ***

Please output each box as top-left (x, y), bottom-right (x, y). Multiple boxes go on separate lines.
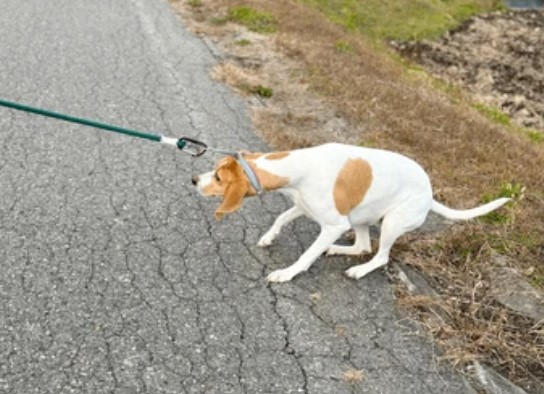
top-left (0, 0), bottom-right (473, 393)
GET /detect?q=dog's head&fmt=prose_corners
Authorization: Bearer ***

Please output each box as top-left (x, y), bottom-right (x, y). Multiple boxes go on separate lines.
top-left (192, 156), bottom-right (257, 220)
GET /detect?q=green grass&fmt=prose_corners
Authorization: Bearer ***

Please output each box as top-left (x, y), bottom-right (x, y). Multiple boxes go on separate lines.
top-left (251, 85), bottom-right (274, 98)
top-left (238, 83), bottom-right (274, 98)
top-left (228, 6), bottom-right (277, 33)
top-left (530, 274), bottom-right (544, 288)
top-left (298, 0), bottom-right (504, 41)
top-left (527, 129), bottom-right (544, 143)
top-left (472, 102), bottom-right (511, 126)
top-left (187, 0), bottom-right (203, 7)
top-left (235, 39), bottom-right (252, 46)
top-left (334, 40), bottom-right (354, 53)
top-left (471, 104), bottom-right (544, 144)
top-left (480, 181), bottom-right (524, 224)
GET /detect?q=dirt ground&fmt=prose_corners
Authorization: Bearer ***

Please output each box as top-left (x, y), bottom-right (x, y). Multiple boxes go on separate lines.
top-left (395, 10), bottom-right (544, 131)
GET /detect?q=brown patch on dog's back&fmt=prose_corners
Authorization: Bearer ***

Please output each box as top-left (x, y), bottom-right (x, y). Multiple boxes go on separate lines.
top-left (333, 159), bottom-right (373, 216)
top-left (265, 151), bottom-right (290, 160)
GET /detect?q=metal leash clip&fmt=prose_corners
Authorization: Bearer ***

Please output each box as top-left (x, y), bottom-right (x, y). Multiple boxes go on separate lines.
top-left (178, 137), bottom-right (208, 157)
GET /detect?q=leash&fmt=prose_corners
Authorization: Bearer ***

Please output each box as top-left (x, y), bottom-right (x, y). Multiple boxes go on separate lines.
top-left (0, 97), bottom-right (262, 191)
top-left (0, 97), bottom-right (206, 156)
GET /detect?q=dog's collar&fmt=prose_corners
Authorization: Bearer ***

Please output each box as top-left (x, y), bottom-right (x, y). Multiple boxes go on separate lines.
top-left (206, 147), bottom-right (262, 194)
top-left (235, 153), bottom-right (262, 194)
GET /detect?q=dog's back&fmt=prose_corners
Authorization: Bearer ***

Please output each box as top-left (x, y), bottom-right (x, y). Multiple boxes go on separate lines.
top-left (252, 143), bottom-right (433, 224)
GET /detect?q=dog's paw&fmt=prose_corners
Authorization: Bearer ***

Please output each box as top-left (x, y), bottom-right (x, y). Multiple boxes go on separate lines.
top-left (257, 233), bottom-right (275, 247)
top-left (345, 265), bottom-right (371, 280)
top-left (266, 268), bottom-right (295, 283)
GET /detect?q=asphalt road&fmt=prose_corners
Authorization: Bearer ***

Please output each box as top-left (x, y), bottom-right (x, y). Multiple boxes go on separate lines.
top-left (0, 1), bottom-right (473, 393)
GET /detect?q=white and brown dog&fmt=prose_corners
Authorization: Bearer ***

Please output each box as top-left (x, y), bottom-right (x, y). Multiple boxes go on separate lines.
top-left (192, 143), bottom-right (509, 283)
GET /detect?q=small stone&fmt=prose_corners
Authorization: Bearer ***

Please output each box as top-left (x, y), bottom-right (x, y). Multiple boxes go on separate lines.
top-left (470, 362), bottom-right (531, 394)
top-left (487, 256), bottom-right (544, 322)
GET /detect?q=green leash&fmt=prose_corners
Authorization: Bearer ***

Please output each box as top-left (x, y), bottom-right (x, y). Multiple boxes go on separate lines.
top-left (0, 97), bottom-right (208, 156)
top-left (0, 97), bottom-right (263, 191)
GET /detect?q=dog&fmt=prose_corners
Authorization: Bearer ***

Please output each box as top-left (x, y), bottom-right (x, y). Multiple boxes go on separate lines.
top-left (192, 143), bottom-right (510, 283)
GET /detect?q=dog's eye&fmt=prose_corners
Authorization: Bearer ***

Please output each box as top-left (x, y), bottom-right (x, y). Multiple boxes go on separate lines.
top-left (214, 173), bottom-right (221, 182)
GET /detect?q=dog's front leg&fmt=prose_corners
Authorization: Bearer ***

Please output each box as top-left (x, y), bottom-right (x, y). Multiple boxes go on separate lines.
top-left (258, 206), bottom-right (304, 247)
top-left (267, 224), bottom-right (348, 283)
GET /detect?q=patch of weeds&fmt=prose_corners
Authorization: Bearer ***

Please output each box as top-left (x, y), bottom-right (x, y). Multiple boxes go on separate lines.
top-left (335, 40), bottom-right (353, 53)
top-left (436, 226), bottom-right (489, 268)
top-left (251, 85), bottom-right (273, 98)
top-left (513, 232), bottom-right (542, 249)
top-left (228, 6), bottom-right (277, 33)
top-left (480, 181), bottom-right (525, 224)
top-left (187, 0), bottom-right (203, 7)
top-left (238, 83), bottom-right (274, 98)
top-left (473, 108), bottom-right (542, 144)
top-left (527, 129), bottom-right (543, 143)
top-left (495, 181), bottom-right (525, 200)
top-left (472, 103), bottom-right (511, 126)
top-left (360, 138), bottom-right (380, 148)
top-left (530, 274), bottom-right (544, 288)
top-left (210, 15), bottom-right (229, 26)
top-left (235, 39), bottom-right (252, 46)
top-left (487, 234), bottom-right (514, 254)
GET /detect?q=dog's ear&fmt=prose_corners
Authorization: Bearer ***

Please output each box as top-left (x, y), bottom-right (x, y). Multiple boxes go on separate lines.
top-left (214, 157), bottom-right (251, 220)
top-left (214, 181), bottom-right (249, 220)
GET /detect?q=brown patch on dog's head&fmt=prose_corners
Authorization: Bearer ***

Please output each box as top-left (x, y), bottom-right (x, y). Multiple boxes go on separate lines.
top-left (204, 156), bottom-right (256, 220)
top-left (333, 158), bottom-right (373, 216)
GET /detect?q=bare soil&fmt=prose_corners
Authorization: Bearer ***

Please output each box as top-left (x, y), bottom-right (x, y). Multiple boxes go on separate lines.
top-left (395, 10), bottom-right (544, 131)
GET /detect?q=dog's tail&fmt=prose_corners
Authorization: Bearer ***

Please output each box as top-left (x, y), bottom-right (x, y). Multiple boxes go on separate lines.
top-left (431, 198), bottom-right (511, 221)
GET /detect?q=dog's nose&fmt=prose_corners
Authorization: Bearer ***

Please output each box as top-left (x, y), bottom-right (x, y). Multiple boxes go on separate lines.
top-left (191, 175), bottom-right (199, 186)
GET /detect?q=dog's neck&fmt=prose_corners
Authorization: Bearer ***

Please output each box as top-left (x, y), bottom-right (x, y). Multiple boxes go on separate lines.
top-left (247, 162), bottom-right (290, 192)
top-left (244, 152), bottom-right (293, 192)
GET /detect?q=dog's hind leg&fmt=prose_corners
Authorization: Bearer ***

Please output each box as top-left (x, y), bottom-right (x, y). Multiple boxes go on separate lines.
top-left (326, 225), bottom-right (371, 256)
top-left (267, 224), bottom-right (349, 282)
top-left (345, 205), bottom-right (428, 280)
top-left (258, 206), bottom-right (305, 247)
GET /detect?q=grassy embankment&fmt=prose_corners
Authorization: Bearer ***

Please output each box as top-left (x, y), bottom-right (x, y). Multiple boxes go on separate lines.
top-left (179, 0), bottom-right (544, 386)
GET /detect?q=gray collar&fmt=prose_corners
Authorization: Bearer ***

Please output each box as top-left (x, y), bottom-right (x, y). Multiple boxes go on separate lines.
top-left (235, 153), bottom-right (262, 194)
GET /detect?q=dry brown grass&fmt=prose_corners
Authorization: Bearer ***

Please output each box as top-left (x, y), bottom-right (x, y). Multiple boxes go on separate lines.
top-left (342, 368), bottom-right (365, 384)
top-left (397, 226), bottom-right (544, 389)
top-left (173, 0), bottom-right (544, 388)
